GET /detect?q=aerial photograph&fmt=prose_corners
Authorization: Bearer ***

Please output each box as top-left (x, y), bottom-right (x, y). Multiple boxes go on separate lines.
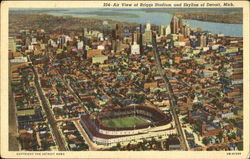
top-left (8, 8), bottom-right (243, 151)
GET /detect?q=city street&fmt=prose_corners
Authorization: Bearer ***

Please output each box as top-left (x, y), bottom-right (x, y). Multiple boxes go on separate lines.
top-left (74, 120), bottom-right (99, 150)
top-left (9, 64), bottom-right (20, 151)
top-left (30, 58), bottom-right (68, 151)
top-left (153, 36), bottom-right (188, 151)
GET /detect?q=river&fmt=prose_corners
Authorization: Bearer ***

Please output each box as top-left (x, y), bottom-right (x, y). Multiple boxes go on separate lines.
top-left (13, 8), bottom-right (243, 37)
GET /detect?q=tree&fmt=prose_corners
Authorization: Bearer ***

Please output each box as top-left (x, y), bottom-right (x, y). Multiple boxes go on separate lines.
top-left (134, 94), bottom-right (145, 104)
top-left (56, 82), bottom-right (64, 88)
top-left (209, 115), bottom-right (215, 122)
top-left (228, 132), bottom-right (236, 140)
top-left (116, 143), bottom-right (121, 150)
top-left (79, 143), bottom-right (89, 151)
top-left (53, 107), bottom-right (65, 116)
top-left (236, 142), bottom-right (243, 150)
top-left (202, 137), bottom-right (210, 145)
top-left (41, 140), bottom-right (50, 150)
top-left (218, 131), bottom-right (224, 141)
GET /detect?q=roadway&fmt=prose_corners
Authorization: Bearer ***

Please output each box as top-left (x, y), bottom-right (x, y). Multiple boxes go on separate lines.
top-left (74, 120), bottom-right (99, 150)
top-left (29, 56), bottom-right (68, 151)
top-left (152, 36), bottom-right (188, 151)
top-left (8, 62), bottom-right (21, 151)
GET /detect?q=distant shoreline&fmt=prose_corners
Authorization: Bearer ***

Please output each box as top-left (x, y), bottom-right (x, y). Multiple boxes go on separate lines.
top-left (9, 11), bottom-right (242, 37)
top-left (144, 9), bottom-right (243, 24)
top-left (171, 15), bottom-right (242, 24)
top-left (10, 8), bottom-right (243, 24)
top-left (10, 10), bottom-right (139, 19)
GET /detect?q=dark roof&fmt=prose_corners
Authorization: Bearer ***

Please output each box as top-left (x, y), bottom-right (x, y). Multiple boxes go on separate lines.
top-left (167, 136), bottom-right (180, 145)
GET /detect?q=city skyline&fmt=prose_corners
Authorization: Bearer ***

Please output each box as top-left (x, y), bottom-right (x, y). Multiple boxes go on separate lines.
top-left (9, 8), bottom-right (243, 37)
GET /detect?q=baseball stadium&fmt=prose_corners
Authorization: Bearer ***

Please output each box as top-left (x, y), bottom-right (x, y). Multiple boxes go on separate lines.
top-left (80, 105), bottom-right (173, 145)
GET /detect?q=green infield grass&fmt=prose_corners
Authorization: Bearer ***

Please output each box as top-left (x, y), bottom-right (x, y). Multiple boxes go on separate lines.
top-left (102, 116), bottom-right (150, 128)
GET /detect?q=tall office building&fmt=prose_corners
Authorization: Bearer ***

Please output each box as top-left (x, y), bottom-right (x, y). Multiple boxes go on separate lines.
top-left (143, 22), bottom-right (152, 45)
top-left (170, 16), bottom-right (191, 38)
top-left (146, 22), bottom-right (151, 31)
top-left (180, 25), bottom-right (185, 36)
top-left (183, 25), bottom-right (191, 38)
top-left (116, 40), bottom-right (122, 53)
top-left (143, 31), bottom-right (152, 45)
top-left (159, 25), bottom-right (165, 36)
top-left (114, 24), bottom-right (123, 40)
top-left (112, 39), bottom-right (116, 52)
top-left (131, 42), bottom-right (140, 55)
top-left (133, 31), bottom-right (139, 44)
top-left (170, 16), bottom-right (179, 34)
top-left (179, 19), bottom-right (184, 33)
top-left (159, 25), bottom-right (171, 36)
top-left (199, 34), bottom-right (207, 47)
top-left (165, 25), bottom-right (171, 35)
top-left (112, 39), bottom-right (122, 53)
top-left (139, 24), bottom-right (143, 54)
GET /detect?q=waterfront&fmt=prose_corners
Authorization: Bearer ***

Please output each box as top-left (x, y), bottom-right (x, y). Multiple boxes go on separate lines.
top-left (15, 8), bottom-right (243, 37)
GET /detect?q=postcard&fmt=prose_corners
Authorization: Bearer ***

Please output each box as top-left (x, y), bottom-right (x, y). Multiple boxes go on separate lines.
top-left (1, 1), bottom-right (249, 159)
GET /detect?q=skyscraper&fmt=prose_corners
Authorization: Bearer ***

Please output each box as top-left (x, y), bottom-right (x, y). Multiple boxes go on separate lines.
top-left (165, 25), bottom-right (171, 35)
top-left (170, 16), bottom-right (179, 34)
top-left (114, 24), bottom-right (123, 40)
top-left (159, 25), bottom-right (166, 36)
top-left (145, 22), bottom-right (151, 31)
top-left (131, 42), bottom-right (140, 55)
top-left (199, 34), bottom-right (207, 47)
top-left (116, 40), bottom-right (122, 53)
top-left (133, 31), bottom-right (139, 44)
top-left (180, 25), bottom-right (185, 36)
top-left (183, 25), bottom-right (191, 38)
top-left (179, 19), bottom-right (183, 33)
top-left (112, 39), bottom-right (122, 53)
top-left (143, 22), bottom-right (152, 45)
top-left (143, 31), bottom-right (152, 45)
top-left (170, 16), bottom-right (191, 38)
top-left (139, 24), bottom-right (143, 54)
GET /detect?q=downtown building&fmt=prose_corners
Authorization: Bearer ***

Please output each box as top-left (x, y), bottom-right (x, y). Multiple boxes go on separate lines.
top-left (170, 16), bottom-right (191, 38)
top-left (142, 22), bottom-right (153, 46)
